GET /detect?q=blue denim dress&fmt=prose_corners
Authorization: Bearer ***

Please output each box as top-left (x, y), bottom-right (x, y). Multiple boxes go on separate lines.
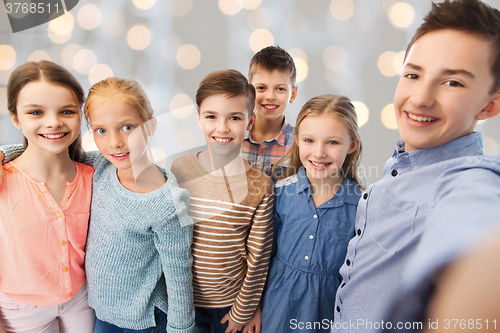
top-left (262, 168), bottom-right (361, 333)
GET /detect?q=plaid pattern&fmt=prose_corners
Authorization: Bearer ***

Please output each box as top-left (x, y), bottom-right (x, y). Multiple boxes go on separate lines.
top-left (241, 119), bottom-right (295, 178)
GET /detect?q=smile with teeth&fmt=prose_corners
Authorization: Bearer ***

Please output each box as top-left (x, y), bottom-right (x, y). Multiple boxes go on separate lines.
top-left (262, 104), bottom-right (279, 110)
top-left (40, 133), bottom-right (67, 139)
top-left (407, 112), bottom-right (437, 122)
top-left (213, 137), bottom-right (233, 143)
top-left (111, 152), bottom-right (129, 157)
top-left (310, 161), bottom-right (332, 167)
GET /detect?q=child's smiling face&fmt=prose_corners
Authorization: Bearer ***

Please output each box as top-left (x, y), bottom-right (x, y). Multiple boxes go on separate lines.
top-left (395, 29), bottom-right (500, 152)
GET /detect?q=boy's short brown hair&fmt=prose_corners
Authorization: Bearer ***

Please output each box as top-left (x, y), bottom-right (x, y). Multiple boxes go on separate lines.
top-left (248, 46), bottom-right (297, 87)
top-left (405, 0), bottom-right (500, 93)
top-left (196, 69), bottom-right (255, 117)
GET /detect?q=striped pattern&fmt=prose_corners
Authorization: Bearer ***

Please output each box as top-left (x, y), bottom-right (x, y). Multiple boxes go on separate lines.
top-left (171, 153), bottom-right (274, 324)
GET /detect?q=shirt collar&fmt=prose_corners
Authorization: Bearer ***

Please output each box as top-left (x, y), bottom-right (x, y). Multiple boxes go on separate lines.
top-left (245, 118), bottom-right (292, 146)
top-left (392, 132), bottom-right (484, 170)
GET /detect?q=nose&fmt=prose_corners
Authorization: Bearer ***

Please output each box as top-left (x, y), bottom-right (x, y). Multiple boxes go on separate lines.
top-left (109, 132), bottom-right (124, 149)
top-left (265, 89), bottom-right (276, 101)
top-left (45, 113), bottom-right (63, 129)
top-left (409, 80), bottom-right (436, 108)
top-left (217, 118), bottom-right (230, 133)
top-left (313, 143), bottom-right (327, 158)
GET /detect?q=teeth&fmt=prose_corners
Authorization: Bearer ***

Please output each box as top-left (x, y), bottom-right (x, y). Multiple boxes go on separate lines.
top-left (42, 133), bottom-right (65, 139)
top-left (113, 153), bottom-right (128, 157)
top-left (214, 138), bottom-right (232, 143)
top-left (311, 161), bottom-right (330, 167)
top-left (263, 105), bottom-right (278, 110)
top-left (408, 113), bottom-right (436, 122)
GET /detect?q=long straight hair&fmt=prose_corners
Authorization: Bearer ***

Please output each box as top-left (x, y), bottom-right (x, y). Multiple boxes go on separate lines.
top-left (7, 61), bottom-right (85, 162)
top-left (273, 94), bottom-right (364, 190)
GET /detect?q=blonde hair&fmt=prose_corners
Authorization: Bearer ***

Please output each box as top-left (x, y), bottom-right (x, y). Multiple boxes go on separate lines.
top-left (84, 77), bottom-right (153, 123)
top-left (273, 94), bottom-right (364, 190)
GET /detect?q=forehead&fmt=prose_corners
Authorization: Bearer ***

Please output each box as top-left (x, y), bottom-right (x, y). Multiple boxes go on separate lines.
top-left (250, 68), bottom-right (293, 85)
top-left (18, 80), bottom-right (77, 106)
top-left (199, 93), bottom-right (248, 114)
top-left (299, 114), bottom-right (349, 137)
top-left (406, 29), bottom-right (494, 79)
top-left (89, 99), bottom-right (143, 124)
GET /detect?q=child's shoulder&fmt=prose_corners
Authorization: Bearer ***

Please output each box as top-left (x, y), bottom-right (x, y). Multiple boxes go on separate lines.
top-left (74, 161), bottom-right (94, 176)
top-left (275, 173), bottom-right (298, 188)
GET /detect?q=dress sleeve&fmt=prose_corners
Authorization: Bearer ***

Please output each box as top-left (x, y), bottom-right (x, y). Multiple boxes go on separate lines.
top-left (228, 179), bottom-right (274, 325)
top-left (152, 182), bottom-right (195, 333)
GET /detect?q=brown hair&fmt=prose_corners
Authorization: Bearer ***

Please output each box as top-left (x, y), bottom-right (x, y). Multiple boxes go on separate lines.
top-left (273, 94), bottom-right (364, 190)
top-left (84, 77), bottom-right (154, 123)
top-left (248, 45), bottom-right (297, 87)
top-left (405, 0), bottom-right (500, 93)
top-left (7, 60), bottom-right (85, 162)
top-left (196, 69), bottom-right (255, 116)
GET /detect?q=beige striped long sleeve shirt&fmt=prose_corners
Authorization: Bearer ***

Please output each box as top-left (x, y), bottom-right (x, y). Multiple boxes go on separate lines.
top-left (171, 153), bottom-right (274, 324)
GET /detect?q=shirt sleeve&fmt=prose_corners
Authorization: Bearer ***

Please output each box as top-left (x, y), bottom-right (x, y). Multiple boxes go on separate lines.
top-left (152, 183), bottom-right (195, 333)
top-left (228, 180), bottom-right (275, 324)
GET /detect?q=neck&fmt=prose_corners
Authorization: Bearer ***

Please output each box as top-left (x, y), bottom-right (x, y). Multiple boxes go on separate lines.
top-left (198, 148), bottom-right (248, 176)
top-left (251, 114), bottom-right (285, 142)
top-left (307, 173), bottom-right (344, 198)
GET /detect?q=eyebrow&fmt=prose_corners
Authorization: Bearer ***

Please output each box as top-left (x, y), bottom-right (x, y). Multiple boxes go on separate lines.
top-left (22, 103), bottom-right (78, 109)
top-left (405, 63), bottom-right (475, 79)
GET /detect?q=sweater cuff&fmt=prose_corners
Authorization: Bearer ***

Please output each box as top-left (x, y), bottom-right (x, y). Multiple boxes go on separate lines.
top-left (167, 323), bottom-right (194, 333)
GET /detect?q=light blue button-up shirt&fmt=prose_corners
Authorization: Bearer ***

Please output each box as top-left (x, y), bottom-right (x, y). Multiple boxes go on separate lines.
top-left (333, 132), bottom-right (500, 332)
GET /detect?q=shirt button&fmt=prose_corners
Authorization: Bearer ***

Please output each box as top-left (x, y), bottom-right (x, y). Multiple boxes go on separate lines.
top-left (56, 212), bottom-right (63, 218)
top-left (346, 259), bottom-right (351, 266)
top-left (357, 229), bottom-right (361, 236)
top-left (62, 240), bottom-right (68, 245)
top-left (391, 169), bottom-right (398, 177)
top-left (309, 235), bottom-right (314, 239)
top-left (63, 267), bottom-right (69, 272)
top-left (259, 149), bottom-right (264, 154)
top-left (313, 214), bottom-right (317, 219)
top-left (68, 292), bottom-right (73, 297)
top-left (304, 256), bottom-right (309, 260)
top-left (337, 306), bottom-right (341, 313)
top-left (363, 193), bottom-right (368, 200)
top-left (341, 283), bottom-right (346, 288)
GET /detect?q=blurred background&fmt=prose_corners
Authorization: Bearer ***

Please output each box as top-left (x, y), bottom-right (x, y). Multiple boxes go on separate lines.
top-left (1, 0), bottom-right (500, 186)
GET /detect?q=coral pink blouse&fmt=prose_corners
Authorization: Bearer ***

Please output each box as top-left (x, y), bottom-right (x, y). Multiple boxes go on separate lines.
top-left (0, 161), bottom-right (93, 305)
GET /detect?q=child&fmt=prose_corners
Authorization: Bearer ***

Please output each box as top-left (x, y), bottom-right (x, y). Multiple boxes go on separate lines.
top-left (0, 61), bottom-right (95, 332)
top-left (260, 95), bottom-right (363, 333)
top-left (241, 46), bottom-right (298, 178)
top-left (170, 69), bottom-right (274, 333)
top-left (334, 1), bottom-right (500, 331)
top-left (0, 77), bottom-right (195, 332)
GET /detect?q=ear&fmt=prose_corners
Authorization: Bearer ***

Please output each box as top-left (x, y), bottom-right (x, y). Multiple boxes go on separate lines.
top-left (348, 140), bottom-right (359, 155)
top-left (289, 86), bottom-right (298, 104)
top-left (246, 113), bottom-right (255, 131)
top-left (476, 92), bottom-right (500, 120)
top-left (196, 111), bottom-right (202, 129)
top-left (10, 113), bottom-right (21, 129)
top-left (144, 117), bottom-right (157, 136)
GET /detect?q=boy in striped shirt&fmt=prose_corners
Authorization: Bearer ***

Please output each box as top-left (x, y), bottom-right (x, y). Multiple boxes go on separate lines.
top-left (170, 69), bottom-right (274, 333)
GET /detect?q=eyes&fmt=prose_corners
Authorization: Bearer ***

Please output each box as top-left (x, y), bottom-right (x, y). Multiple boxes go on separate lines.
top-left (255, 86), bottom-right (288, 92)
top-left (303, 138), bottom-right (339, 145)
top-left (204, 115), bottom-right (243, 121)
top-left (404, 73), bottom-right (465, 87)
top-left (93, 124), bottom-right (135, 135)
top-left (28, 109), bottom-right (77, 116)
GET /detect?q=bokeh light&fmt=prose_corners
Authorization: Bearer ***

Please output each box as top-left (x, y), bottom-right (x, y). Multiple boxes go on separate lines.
top-left (247, 8), bottom-right (272, 30)
top-left (28, 50), bottom-right (51, 62)
top-left (323, 45), bottom-right (347, 71)
top-left (89, 64), bottom-right (114, 85)
top-left (78, 4), bottom-right (102, 30)
top-left (0, 45), bottom-right (16, 71)
top-left (61, 44), bottom-right (82, 69)
top-left (388, 2), bottom-right (415, 28)
top-left (381, 103), bottom-right (398, 130)
top-left (378, 51), bottom-right (398, 77)
top-left (249, 29), bottom-right (274, 53)
top-left (330, 0), bottom-right (355, 21)
top-left (290, 49), bottom-right (308, 83)
top-left (239, 0), bottom-right (261, 10)
top-left (169, 0), bottom-right (193, 16)
top-left (48, 12), bottom-right (74, 44)
top-left (127, 25), bottom-right (152, 51)
top-left (101, 11), bottom-right (125, 36)
top-left (170, 94), bottom-right (195, 119)
top-left (219, 0), bottom-right (242, 15)
top-left (176, 44), bottom-right (201, 70)
top-left (352, 101), bottom-right (369, 128)
top-left (484, 137), bottom-right (499, 155)
top-left (73, 49), bottom-right (98, 75)
top-left (133, 0), bottom-right (156, 10)
top-left (5, 0), bottom-right (29, 19)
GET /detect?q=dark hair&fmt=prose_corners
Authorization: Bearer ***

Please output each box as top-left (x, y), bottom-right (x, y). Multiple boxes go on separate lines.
top-left (248, 46), bottom-right (297, 87)
top-left (84, 77), bottom-right (154, 123)
top-left (273, 94), bottom-right (364, 190)
top-left (405, 0), bottom-right (500, 93)
top-left (7, 60), bottom-right (85, 162)
top-left (196, 69), bottom-right (255, 116)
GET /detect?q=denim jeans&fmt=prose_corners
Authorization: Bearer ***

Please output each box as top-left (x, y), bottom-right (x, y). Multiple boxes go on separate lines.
top-left (193, 306), bottom-right (243, 333)
top-left (94, 307), bottom-right (167, 333)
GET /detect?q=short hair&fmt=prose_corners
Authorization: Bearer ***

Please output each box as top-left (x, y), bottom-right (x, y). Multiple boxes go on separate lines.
top-left (84, 77), bottom-right (154, 123)
top-left (196, 69), bottom-right (255, 117)
top-left (7, 60), bottom-right (85, 162)
top-left (405, 0), bottom-right (500, 93)
top-left (248, 46), bottom-right (297, 87)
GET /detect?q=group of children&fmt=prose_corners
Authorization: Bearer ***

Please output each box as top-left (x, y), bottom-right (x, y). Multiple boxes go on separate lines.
top-left (1, 0), bottom-right (500, 332)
